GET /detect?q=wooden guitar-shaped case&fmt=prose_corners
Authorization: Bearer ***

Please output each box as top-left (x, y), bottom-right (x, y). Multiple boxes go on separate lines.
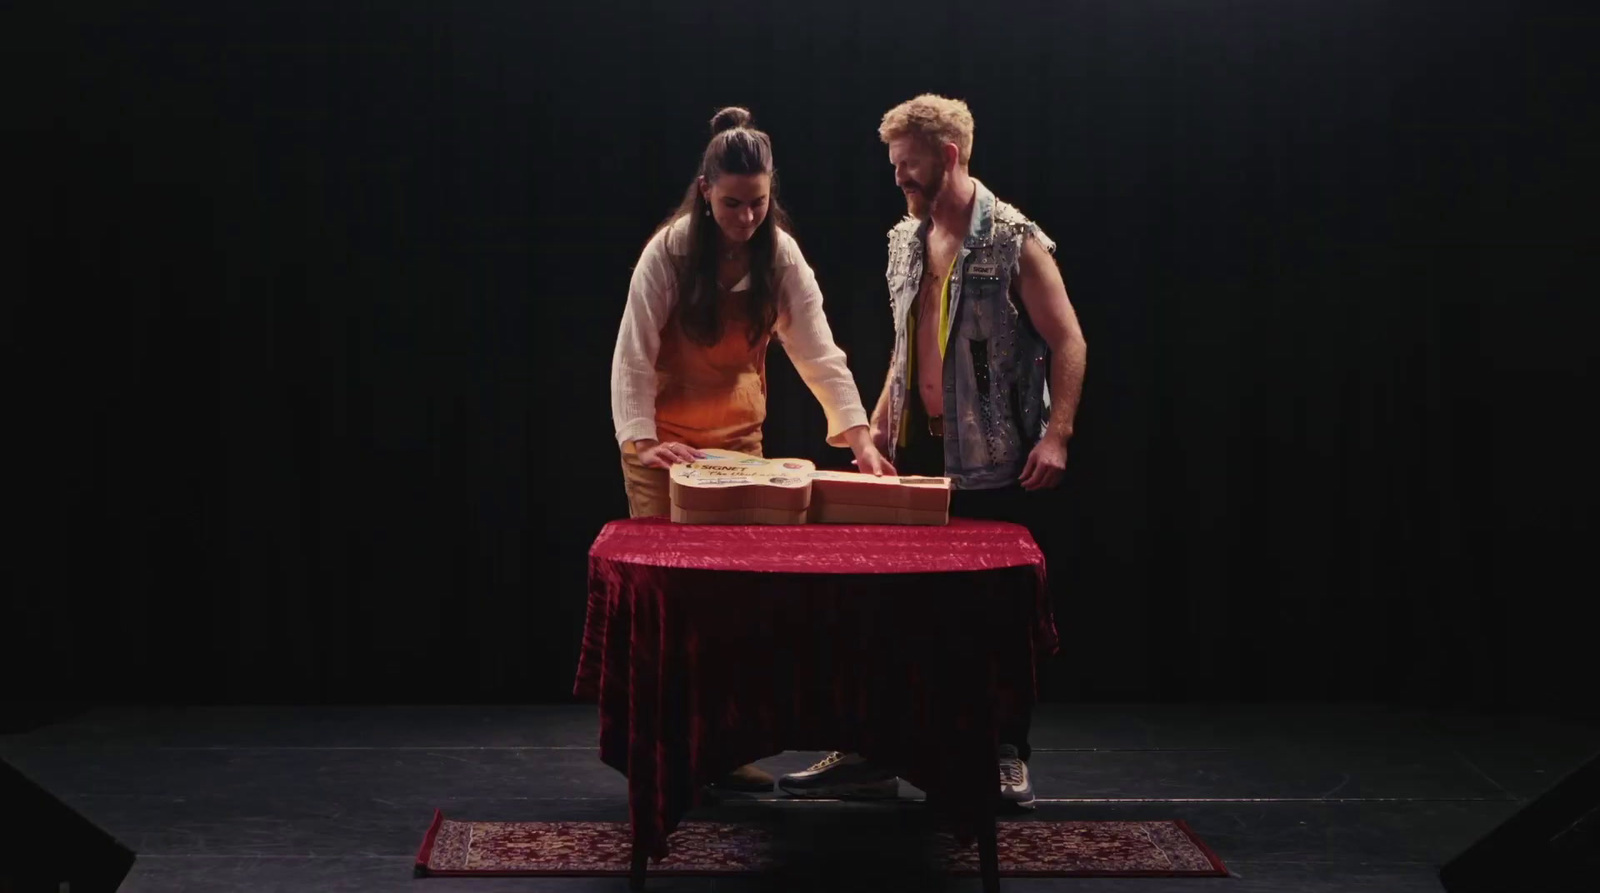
top-left (668, 452), bottom-right (818, 525)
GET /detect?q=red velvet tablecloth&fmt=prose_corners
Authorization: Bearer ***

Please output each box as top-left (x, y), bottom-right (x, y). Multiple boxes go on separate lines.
top-left (573, 517), bottom-right (1058, 859)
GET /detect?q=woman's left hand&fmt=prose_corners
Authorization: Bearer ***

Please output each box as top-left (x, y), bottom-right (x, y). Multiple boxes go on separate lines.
top-left (842, 424), bottom-right (896, 475)
top-left (851, 442), bottom-right (897, 476)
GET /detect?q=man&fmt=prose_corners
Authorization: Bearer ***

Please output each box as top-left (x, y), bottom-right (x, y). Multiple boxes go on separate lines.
top-left (778, 94), bottom-right (1087, 809)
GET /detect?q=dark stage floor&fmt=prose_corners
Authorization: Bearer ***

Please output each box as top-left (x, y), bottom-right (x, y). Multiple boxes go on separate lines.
top-left (4, 704), bottom-right (1597, 892)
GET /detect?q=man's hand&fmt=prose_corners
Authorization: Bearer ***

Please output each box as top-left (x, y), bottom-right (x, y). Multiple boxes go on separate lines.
top-left (1018, 436), bottom-right (1067, 490)
top-left (634, 439), bottom-right (706, 469)
top-left (869, 377), bottom-right (894, 455)
top-left (869, 415), bottom-right (892, 454)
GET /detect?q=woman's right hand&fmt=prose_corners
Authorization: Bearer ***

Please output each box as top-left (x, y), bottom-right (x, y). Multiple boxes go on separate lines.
top-left (634, 439), bottom-right (707, 469)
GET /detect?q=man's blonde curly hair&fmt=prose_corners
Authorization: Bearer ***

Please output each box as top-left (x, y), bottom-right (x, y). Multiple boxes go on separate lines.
top-left (879, 94), bottom-right (975, 166)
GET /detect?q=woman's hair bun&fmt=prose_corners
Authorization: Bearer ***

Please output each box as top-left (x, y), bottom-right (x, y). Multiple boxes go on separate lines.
top-left (710, 106), bottom-right (753, 135)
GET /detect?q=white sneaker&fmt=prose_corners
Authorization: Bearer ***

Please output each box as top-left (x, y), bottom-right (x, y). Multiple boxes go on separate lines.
top-left (999, 744), bottom-right (1035, 808)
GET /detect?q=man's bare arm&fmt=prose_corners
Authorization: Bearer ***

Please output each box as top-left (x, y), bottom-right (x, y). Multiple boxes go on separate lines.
top-left (1015, 235), bottom-right (1087, 446)
top-left (868, 364), bottom-right (893, 451)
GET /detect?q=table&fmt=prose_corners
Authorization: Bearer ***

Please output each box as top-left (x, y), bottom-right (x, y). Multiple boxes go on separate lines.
top-left (573, 517), bottom-right (1058, 892)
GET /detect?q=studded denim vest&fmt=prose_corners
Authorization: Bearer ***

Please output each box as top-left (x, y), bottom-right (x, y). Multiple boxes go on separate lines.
top-left (884, 179), bottom-right (1056, 489)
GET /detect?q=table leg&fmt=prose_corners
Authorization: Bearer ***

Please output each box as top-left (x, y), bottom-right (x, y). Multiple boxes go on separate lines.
top-left (629, 839), bottom-right (648, 891)
top-left (977, 812), bottom-right (999, 893)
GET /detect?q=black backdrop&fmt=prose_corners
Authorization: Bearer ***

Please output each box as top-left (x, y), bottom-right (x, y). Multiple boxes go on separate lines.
top-left (7, 1), bottom-right (1595, 713)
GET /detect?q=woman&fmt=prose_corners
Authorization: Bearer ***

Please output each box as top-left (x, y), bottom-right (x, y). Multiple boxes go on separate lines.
top-left (609, 107), bottom-right (893, 792)
top-left (611, 106), bottom-right (894, 515)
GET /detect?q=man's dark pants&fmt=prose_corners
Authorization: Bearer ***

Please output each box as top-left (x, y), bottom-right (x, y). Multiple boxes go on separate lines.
top-left (894, 390), bottom-right (1041, 762)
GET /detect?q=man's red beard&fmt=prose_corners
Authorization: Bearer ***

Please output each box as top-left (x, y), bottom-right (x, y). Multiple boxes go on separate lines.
top-left (903, 164), bottom-right (947, 219)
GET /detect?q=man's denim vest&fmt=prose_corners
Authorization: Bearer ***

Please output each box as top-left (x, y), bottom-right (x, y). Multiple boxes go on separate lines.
top-left (884, 179), bottom-right (1056, 490)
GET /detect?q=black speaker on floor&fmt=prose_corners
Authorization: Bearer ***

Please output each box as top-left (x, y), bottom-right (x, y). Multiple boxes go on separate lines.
top-left (0, 759), bottom-right (135, 893)
top-left (1440, 750), bottom-right (1600, 893)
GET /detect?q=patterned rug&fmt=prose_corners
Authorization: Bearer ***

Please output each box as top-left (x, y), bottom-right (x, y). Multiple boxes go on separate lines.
top-left (414, 811), bottom-right (1229, 878)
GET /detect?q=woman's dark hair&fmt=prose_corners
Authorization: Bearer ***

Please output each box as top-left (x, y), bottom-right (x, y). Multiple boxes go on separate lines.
top-left (657, 106), bottom-right (792, 348)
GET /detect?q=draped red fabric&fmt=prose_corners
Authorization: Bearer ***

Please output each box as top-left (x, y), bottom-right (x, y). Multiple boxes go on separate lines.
top-left (573, 517), bottom-right (1058, 859)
